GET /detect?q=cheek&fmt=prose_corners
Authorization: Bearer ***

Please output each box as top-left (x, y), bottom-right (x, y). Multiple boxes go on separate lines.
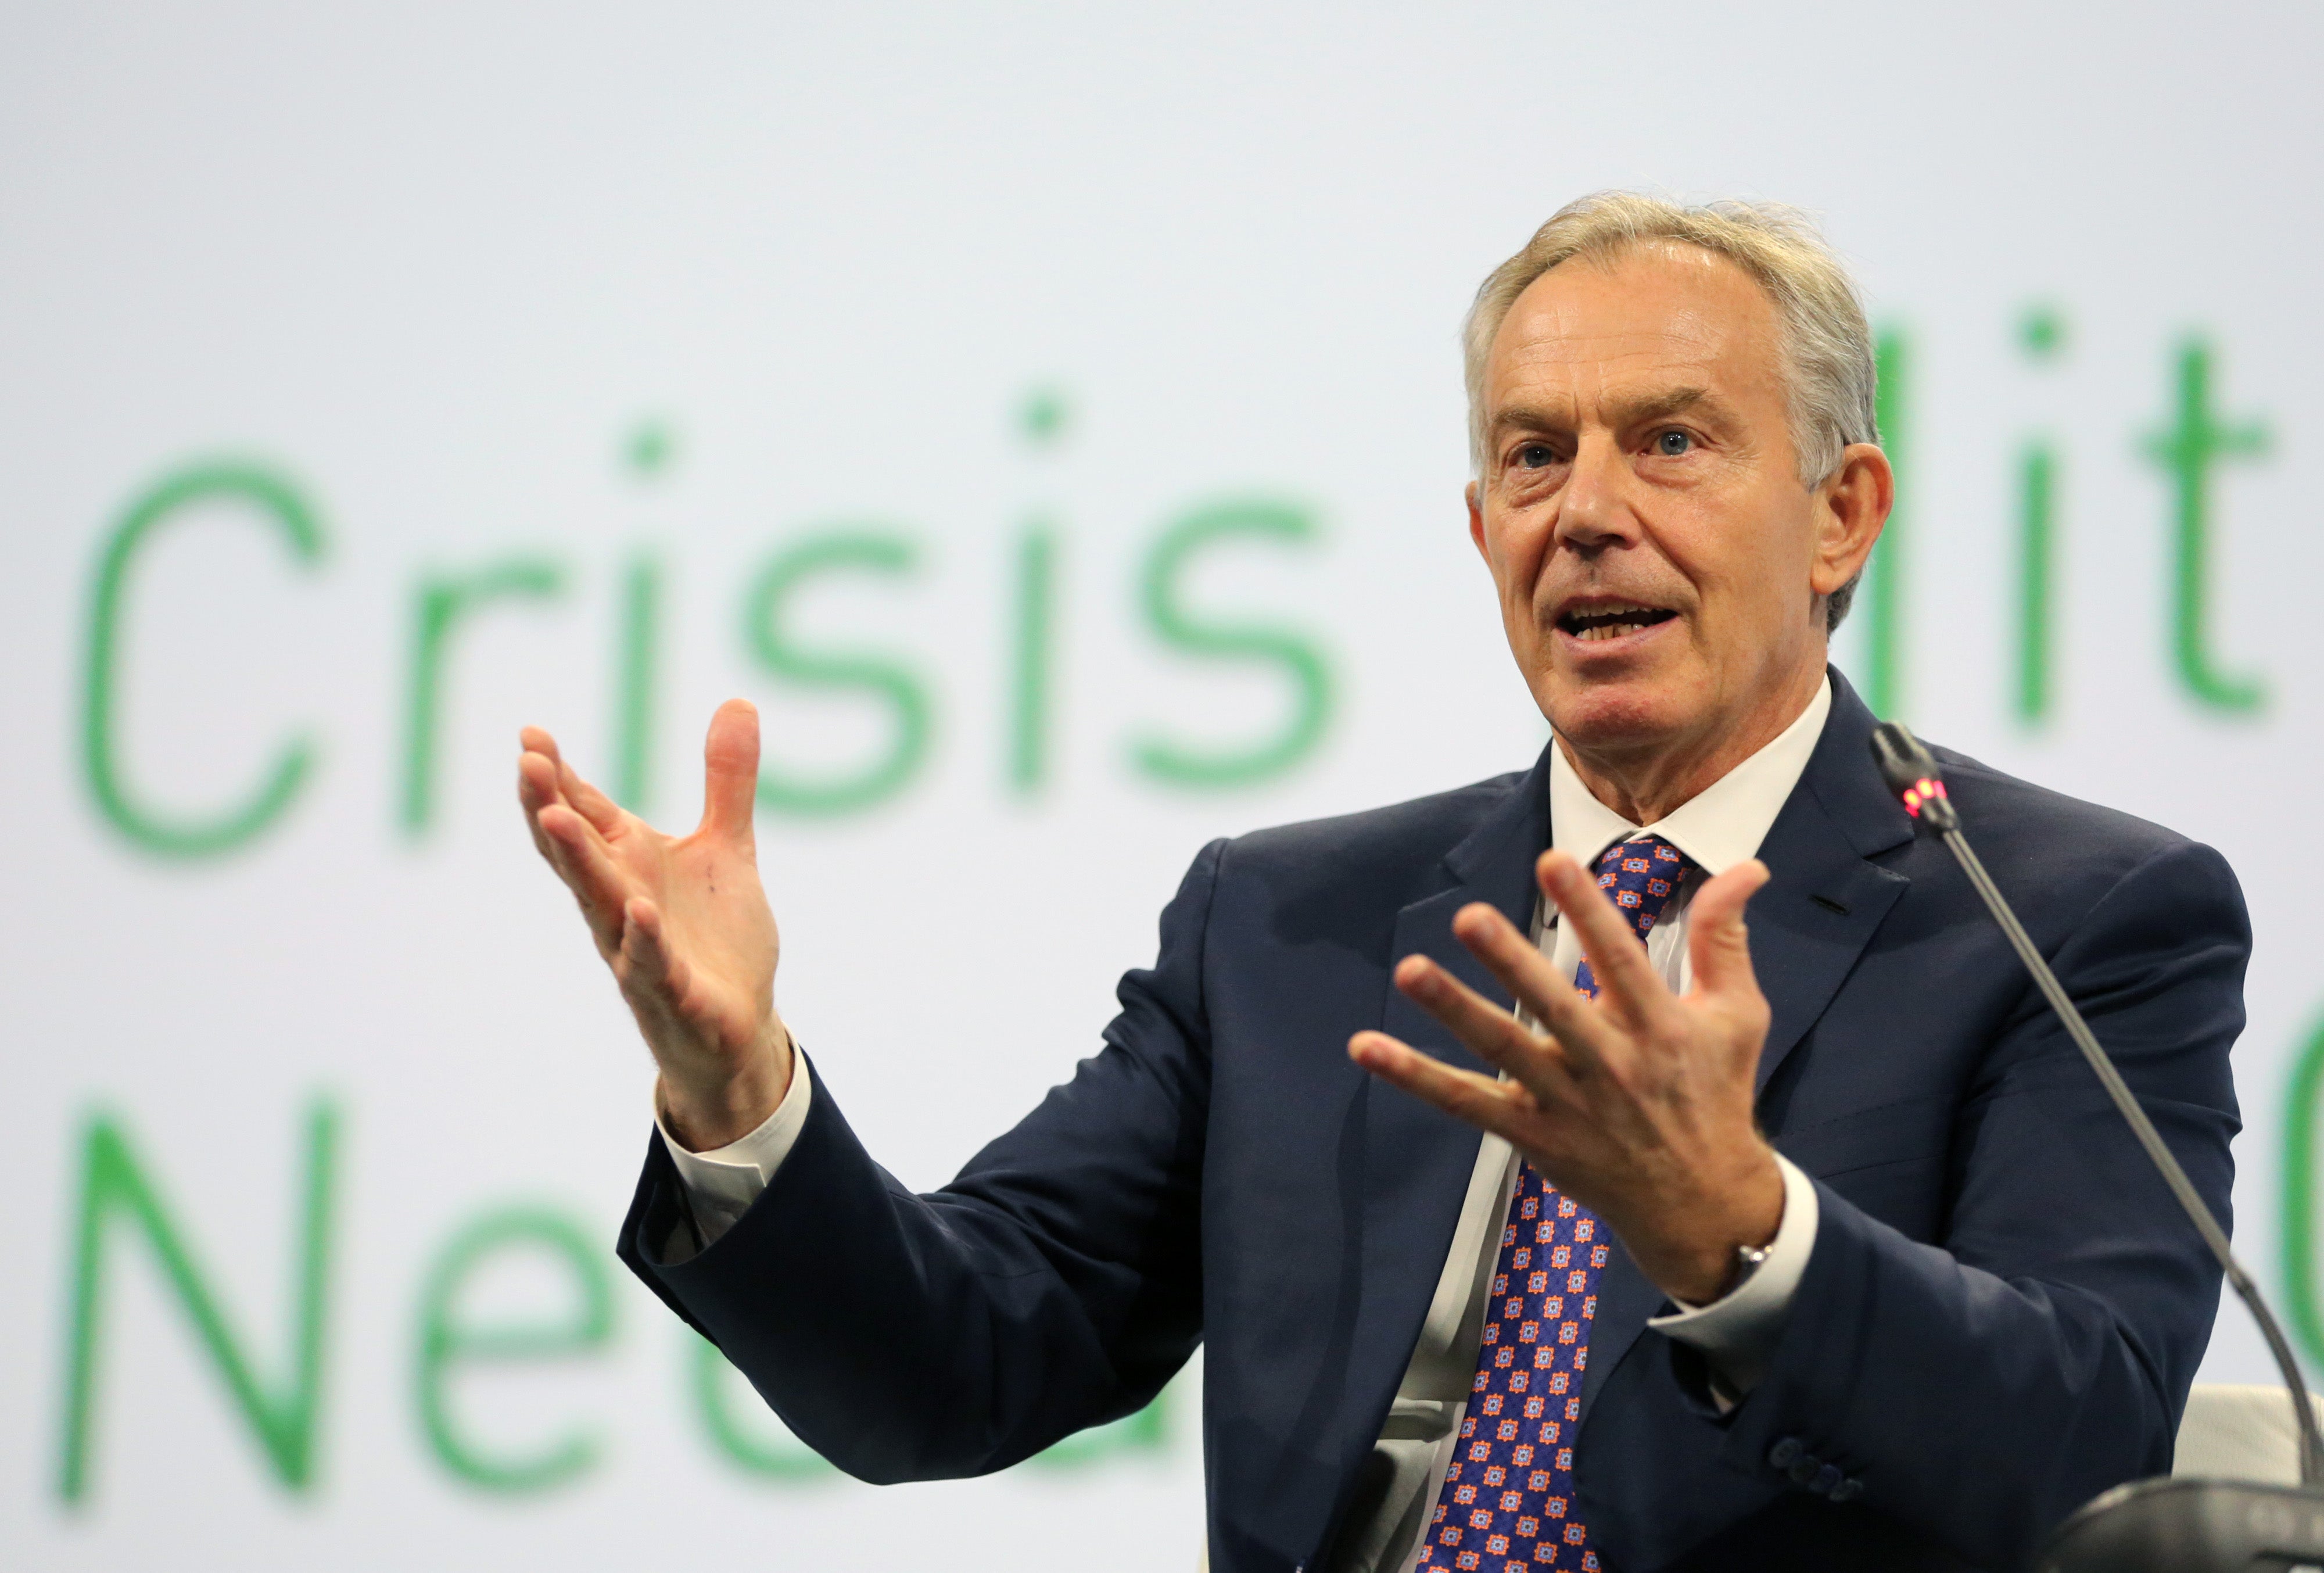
top-left (1484, 507), bottom-right (1554, 597)
top-left (1690, 497), bottom-right (1817, 623)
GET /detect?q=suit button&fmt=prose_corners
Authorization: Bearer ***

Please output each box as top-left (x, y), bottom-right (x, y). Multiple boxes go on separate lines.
top-left (1769, 1437), bottom-right (1803, 1468)
top-left (1810, 1463), bottom-right (1842, 1495)
top-left (1831, 1477), bottom-right (1864, 1504)
top-left (1787, 1456), bottom-right (1821, 1486)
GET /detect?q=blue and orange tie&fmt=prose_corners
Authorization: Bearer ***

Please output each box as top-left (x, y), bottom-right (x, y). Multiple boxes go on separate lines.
top-left (1416, 835), bottom-right (1697, 1573)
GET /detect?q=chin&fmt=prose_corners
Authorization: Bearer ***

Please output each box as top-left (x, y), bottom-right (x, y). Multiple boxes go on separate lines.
top-left (1537, 676), bottom-right (1695, 753)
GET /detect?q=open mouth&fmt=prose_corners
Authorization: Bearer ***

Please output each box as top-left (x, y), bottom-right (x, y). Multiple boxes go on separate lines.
top-left (1556, 602), bottom-right (1679, 643)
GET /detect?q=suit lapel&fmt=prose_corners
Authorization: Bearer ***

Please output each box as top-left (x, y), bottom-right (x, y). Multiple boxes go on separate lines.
top-left (1748, 671), bottom-right (1915, 1092)
top-left (1380, 739), bottom-right (1555, 1081)
top-left (1299, 747), bottom-right (1554, 1554)
top-left (1581, 671), bottom-right (1912, 1418)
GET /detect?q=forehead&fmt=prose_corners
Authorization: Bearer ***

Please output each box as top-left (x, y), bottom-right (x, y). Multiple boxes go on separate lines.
top-left (1486, 243), bottom-right (1785, 413)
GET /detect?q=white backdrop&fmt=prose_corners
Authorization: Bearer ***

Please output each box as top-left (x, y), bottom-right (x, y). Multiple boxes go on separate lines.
top-left (5, 4), bottom-right (2322, 1567)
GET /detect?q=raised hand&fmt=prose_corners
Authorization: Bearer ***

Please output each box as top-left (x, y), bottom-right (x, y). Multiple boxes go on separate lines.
top-left (1349, 848), bottom-right (1784, 1304)
top-left (518, 699), bottom-right (792, 1151)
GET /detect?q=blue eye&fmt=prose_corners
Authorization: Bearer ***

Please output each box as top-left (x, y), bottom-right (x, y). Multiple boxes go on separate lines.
top-left (1654, 429), bottom-right (1692, 456)
top-left (1517, 443), bottom-right (1556, 468)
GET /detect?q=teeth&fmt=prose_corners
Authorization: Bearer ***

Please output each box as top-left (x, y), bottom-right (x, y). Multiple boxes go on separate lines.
top-left (1563, 603), bottom-right (1665, 642)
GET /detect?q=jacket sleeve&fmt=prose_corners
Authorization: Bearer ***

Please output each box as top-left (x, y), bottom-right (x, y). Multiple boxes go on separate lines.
top-left (1598, 837), bottom-right (2247, 1570)
top-left (615, 839), bottom-right (1224, 1484)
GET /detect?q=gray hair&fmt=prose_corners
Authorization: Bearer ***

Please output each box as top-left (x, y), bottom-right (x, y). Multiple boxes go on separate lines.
top-left (1463, 192), bottom-right (1881, 630)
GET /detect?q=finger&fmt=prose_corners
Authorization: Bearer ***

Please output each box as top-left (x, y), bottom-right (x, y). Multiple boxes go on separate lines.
top-left (525, 725), bottom-right (622, 835)
top-left (1349, 1030), bottom-right (1537, 1141)
top-left (1685, 858), bottom-right (1771, 999)
top-left (698, 699), bottom-right (761, 845)
top-left (1396, 950), bottom-right (1591, 1101)
top-left (619, 896), bottom-right (692, 1005)
top-left (524, 725), bottom-right (570, 788)
top-left (1444, 901), bottom-right (1623, 1074)
top-left (552, 751), bottom-right (626, 837)
top-left (538, 802), bottom-right (631, 954)
top-left (519, 725), bottom-right (560, 761)
top-left (1538, 849), bottom-right (1674, 1022)
top-left (517, 748), bottom-right (563, 859)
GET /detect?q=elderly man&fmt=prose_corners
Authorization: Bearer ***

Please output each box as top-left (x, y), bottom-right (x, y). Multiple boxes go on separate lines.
top-left (518, 194), bottom-right (2244, 1572)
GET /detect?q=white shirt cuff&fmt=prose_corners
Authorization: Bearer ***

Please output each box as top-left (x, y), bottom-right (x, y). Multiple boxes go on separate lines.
top-left (1646, 1152), bottom-right (1818, 1399)
top-left (654, 1055), bottom-right (813, 1253)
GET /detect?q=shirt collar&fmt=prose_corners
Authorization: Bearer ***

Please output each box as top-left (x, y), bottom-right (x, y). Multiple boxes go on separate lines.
top-left (1548, 675), bottom-right (1832, 876)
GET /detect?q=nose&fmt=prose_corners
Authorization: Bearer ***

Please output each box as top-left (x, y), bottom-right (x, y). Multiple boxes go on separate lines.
top-left (1554, 432), bottom-right (1641, 553)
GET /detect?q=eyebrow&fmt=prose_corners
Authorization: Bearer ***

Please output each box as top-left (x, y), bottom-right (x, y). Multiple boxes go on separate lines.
top-left (1490, 385), bottom-right (1720, 441)
top-left (1611, 386), bottom-right (1713, 427)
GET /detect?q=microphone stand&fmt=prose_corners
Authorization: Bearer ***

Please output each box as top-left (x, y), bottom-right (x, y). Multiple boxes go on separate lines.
top-left (1868, 723), bottom-right (2324, 1572)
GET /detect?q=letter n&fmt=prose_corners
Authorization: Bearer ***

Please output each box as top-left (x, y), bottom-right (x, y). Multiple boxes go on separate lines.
top-left (56, 1100), bottom-right (339, 1504)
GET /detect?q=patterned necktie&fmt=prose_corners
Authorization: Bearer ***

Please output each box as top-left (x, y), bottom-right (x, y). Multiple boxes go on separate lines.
top-left (1418, 834), bottom-right (1697, 1573)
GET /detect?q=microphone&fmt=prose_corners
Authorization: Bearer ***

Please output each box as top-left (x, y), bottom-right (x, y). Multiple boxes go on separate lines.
top-left (1868, 722), bottom-right (2324, 1572)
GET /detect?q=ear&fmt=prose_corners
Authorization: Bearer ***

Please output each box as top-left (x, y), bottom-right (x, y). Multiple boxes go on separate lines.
top-left (1466, 479), bottom-right (1490, 566)
top-left (1809, 443), bottom-right (1893, 600)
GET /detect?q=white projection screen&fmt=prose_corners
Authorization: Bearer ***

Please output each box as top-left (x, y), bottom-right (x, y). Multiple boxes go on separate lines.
top-left (5, 5), bottom-right (2321, 1568)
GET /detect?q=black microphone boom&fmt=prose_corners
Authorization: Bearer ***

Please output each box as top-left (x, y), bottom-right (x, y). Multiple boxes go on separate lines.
top-left (1867, 722), bottom-right (2324, 1572)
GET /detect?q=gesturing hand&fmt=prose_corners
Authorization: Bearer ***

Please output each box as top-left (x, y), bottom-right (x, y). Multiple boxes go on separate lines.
top-left (1349, 849), bottom-right (1785, 1305)
top-left (518, 699), bottom-right (792, 1151)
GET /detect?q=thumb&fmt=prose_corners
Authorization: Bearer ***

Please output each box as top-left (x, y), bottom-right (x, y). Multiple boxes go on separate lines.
top-left (1687, 858), bottom-right (1770, 999)
top-left (699, 699), bottom-right (761, 845)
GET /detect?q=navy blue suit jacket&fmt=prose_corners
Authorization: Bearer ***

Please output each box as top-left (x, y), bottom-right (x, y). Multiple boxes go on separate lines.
top-left (619, 672), bottom-right (2246, 1571)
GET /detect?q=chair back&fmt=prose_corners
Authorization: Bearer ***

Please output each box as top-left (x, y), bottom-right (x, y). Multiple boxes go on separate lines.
top-left (2172, 1383), bottom-right (2324, 1484)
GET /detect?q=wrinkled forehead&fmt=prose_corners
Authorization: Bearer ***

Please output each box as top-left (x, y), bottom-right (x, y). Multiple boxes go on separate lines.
top-left (1486, 243), bottom-right (1787, 415)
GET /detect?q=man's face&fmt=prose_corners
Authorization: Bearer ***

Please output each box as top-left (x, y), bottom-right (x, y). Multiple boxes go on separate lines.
top-left (1469, 244), bottom-right (1855, 763)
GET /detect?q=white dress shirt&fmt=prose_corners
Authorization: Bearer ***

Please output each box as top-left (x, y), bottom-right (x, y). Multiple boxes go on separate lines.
top-left (655, 678), bottom-right (1832, 1572)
